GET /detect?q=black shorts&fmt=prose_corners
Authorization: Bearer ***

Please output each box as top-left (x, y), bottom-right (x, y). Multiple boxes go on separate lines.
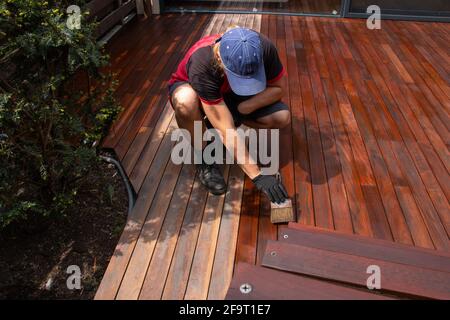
top-left (168, 81), bottom-right (288, 124)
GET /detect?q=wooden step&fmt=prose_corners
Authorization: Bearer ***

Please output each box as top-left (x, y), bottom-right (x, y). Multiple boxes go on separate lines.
top-left (283, 224), bottom-right (450, 273)
top-left (262, 240), bottom-right (450, 299)
top-left (226, 263), bottom-right (394, 300)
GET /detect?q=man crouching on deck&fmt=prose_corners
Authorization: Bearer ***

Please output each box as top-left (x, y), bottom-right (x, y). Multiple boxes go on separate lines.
top-left (168, 26), bottom-right (290, 204)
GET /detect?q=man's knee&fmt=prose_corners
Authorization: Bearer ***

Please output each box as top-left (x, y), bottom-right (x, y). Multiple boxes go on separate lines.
top-left (268, 110), bottom-right (291, 128)
top-left (171, 87), bottom-right (200, 121)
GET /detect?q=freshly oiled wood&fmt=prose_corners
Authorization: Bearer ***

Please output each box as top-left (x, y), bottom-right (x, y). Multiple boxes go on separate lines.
top-left (322, 79), bottom-right (371, 236)
top-left (161, 171), bottom-right (209, 299)
top-left (373, 25), bottom-right (450, 231)
top-left (300, 17), bottom-right (336, 229)
top-left (364, 82), bottom-right (435, 249)
top-left (280, 226), bottom-right (450, 273)
top-left (410, 46), bottom-right (450, 108)
top-left (392, 25), bottom-right (450, 127)
top-left (108, 16), bottom-right (167, 73)
top-left (345, 22), bottom-right (448, 248)
top-left (358, 25), bottom-right (450, 246)
top-left (235, 176), bottom-right (260, 266)
top-left (103, 15), bottom-right (190, 149)
top-left (114, 15), bottom-right (205, 159)
top-left (338, 25), bottom-right (413, 245)
top-left (95, 117), bottom-right (178, 300)
top-left (381, 44), bottom-right (414, 84)
top-left (370, 22), bottom-right (450, 171)
top-left (317, 20), bottom-right (371, 236)
top-left (262, 240), bottom-right (450, 300)
top-left (253, 15), bottom-right (278, 267)
top-left (299, 72), bottom-right (331, 228)
top-left (139, 164), bottom-right (196, 300)
top-left (208, 165), bottom-right (245, 300)
top-left (226, 15), bottom-right (261, 269)
top-left (407, 22), bottom-right (450, 77)
top-left (106, 16), bottom-right (162, 87)
top-left (400, 81), bottom-right (450, 173)
top-left (274, 14), bottom-right (296, 217)
top-left (382, 31), bottom-right (450, 125)
top-left (340, 93), bottom-right (396, 241)
top-left (333, 43), bottom-right (393, 240)
top-left (226, 263), bottom-right (393, 300)
top-left (184, 166), bottom-right (230, 300)
top-left (285, 16), bottom-right (313, 225)
top-left (114, 14), bottom-right (209, 160)
top-left (308, 18), bottom-right (353, 233)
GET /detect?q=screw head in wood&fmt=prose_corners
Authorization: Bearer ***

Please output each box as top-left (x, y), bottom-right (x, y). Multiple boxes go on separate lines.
top-left (240, 283), bottom-right (252, 294)
top-left (270, 251), bottom-right (277, 256)
top-left (283, 234), bottom-right (289, 239)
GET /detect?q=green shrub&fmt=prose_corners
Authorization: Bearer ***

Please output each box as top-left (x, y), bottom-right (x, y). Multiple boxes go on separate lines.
top-left (0, 0), bottom-right (122, 229)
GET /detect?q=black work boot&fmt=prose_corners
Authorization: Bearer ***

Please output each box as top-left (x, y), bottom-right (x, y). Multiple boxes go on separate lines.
top-left (197, 163), bottom-right (227, 195)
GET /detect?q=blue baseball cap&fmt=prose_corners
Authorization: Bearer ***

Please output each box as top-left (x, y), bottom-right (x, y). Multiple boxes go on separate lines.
top-left (219, 27), bottom-right (266, 96)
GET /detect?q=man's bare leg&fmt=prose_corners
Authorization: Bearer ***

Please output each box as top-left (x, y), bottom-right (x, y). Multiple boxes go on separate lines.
top-left (170, 83), bottom-right (227, 195)
top-left (242, 109), bottom-right (291, 129)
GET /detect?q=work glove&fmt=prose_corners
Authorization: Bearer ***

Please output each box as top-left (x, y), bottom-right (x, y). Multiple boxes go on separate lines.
top-left (252, 174), bottom-right (288, 204)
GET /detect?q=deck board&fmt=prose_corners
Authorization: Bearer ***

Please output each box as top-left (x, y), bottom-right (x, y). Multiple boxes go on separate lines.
top-left (96, 13), bottom-right (450, 300)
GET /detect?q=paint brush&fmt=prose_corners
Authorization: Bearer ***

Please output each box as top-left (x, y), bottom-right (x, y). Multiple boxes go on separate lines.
top-left (270, 198), bottom-right (295, 224)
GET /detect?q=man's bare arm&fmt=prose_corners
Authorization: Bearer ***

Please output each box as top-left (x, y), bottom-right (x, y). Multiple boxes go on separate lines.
top-left (201, 101), bottom-right (261, 179)
top-left (237, 74), bottom-right (287, 115)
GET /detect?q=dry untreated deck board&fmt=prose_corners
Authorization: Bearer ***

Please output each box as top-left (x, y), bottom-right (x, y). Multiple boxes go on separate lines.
top-left (184, 166), bottom-right (230, 300)
top-left (139, 164), bottom-right (197, 300)
top-left (208, 165), bottom-right (245, 300)
top-left (116, 155), bottom-right (183, 299)
top-left (97, 14), bottom-right (450, 300)
top-left (161, 173), bottom-right (209, 299)
top-left (95, 117), bottom-right (178, 300)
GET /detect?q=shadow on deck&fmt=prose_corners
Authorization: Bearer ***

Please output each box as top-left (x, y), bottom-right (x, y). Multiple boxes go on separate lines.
top-left (95, 13), bottom-right (450, 300)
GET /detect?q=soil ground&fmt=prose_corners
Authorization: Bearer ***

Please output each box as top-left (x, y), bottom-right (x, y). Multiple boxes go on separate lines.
top-left (0, 160), bottom-right (128, 299)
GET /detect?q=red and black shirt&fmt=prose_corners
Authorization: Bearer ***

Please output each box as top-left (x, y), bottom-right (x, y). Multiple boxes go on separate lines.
top-left (168, 33), bottom-right (285, 105)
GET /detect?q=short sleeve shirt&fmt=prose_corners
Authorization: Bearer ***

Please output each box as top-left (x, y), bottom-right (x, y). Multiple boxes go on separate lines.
top-left (169, 33), bottom-right (285, 105)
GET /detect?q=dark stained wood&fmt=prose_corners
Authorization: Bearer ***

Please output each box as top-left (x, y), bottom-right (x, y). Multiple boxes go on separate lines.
top-left (281, 225), bottom-right (450, 273)
top-left (262, 240), bottom-right (450, 299)
top-left (226, 263), bottom-right (393, 300)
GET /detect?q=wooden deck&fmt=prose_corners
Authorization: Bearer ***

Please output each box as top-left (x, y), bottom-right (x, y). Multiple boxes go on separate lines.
top-left (95, 13), bottom-right (450, 300)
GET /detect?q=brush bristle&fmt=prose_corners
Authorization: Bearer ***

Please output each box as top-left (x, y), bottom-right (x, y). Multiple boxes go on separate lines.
top-left (270, 199), bottom-right (295, 224)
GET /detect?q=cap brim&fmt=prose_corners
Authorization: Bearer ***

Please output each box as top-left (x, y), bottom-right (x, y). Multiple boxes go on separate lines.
top-left (224, 63), bottom-right (266, 96)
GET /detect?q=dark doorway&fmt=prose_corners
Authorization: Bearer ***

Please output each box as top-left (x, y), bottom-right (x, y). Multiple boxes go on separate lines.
top-left (162, 0), bottom-right (343, 16)
top-left (345, 0), bottom-right (450, 20)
